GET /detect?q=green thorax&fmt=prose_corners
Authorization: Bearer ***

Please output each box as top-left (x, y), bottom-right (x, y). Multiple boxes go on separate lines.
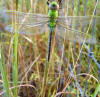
top-left (48, 1), bottom-right (59, 28)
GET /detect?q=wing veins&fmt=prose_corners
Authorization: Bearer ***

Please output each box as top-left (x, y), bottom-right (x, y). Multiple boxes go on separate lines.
top-left (56, 23), bottom-right (96, 44)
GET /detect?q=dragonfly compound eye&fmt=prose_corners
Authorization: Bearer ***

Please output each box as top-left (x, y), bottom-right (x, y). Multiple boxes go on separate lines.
top-left (49, 3), bottom-right (59, 10)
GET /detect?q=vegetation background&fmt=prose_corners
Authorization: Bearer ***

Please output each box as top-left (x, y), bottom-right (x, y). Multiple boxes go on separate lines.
top-left (0, 0), bottom-right (100, 97)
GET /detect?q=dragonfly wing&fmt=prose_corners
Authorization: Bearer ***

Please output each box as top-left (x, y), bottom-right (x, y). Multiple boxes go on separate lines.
top-left (55, 23), bottom-right (97, 44)
top-left (3, 10), bottom-right (49, 26)
top-left (57, 16), bottom-right (100, 28)
top-left (2, 10), bottom-right (49, 35)
top-left (5, 22), bottom-right (49, 35)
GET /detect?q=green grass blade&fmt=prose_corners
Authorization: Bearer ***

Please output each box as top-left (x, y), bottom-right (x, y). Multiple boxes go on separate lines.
top-left (0, 46), bottom-right (11, 97)
top-left (12, 12), bottom-right (18, 97)
top-left (92, 82), bottom-right (100, 97)
top-left (16, 0), bottom-right (19, 10)
top-left (41, 61), bottom-right (49, 97)
top-left (13, 25), bottom-right (18, 97)
top-left (12, 0), bottom-right (19, 96)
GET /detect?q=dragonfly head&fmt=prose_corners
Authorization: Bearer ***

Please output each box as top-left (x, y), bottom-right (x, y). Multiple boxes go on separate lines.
top-left (49, 1), bottom-right (59, 10)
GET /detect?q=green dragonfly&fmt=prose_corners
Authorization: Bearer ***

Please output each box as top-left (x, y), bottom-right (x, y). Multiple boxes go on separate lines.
top-left (1, 1), bottom-right (100, 96)
top-left (2, 1), bottom-right (100, 59)
top-left (3, 1), bottom-right (99, 43)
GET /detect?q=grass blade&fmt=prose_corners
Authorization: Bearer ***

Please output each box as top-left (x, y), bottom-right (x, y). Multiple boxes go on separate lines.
top-left (0, 46), bottom-right (11, 97)
top-left (92, 82), bottom-right (100, 97)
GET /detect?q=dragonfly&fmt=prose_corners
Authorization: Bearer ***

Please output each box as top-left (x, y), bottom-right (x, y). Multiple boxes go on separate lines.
top-left (1, 1), bottom-right (100, 61)
top-left (1, 1), bottom-right (100, 96)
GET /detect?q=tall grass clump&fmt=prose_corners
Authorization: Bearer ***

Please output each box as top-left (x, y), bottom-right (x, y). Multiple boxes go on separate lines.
top-left (0, 45), bottom-right (11, 97)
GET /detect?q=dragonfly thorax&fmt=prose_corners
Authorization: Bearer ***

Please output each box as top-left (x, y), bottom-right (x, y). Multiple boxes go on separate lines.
top-left (48, 1), bottom-right (59, 28)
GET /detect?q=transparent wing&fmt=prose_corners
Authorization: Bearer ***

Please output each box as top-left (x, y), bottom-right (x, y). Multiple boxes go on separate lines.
top-left (5, 23), bottom-right (49, 35)
top-left (57, 16), bottom-right (100, 28)
top-left (55, 23), bottom-right (97, 44)
top-left (2, 10), bottom-right (49, 35)
top-left (3, 10), bottom-right (49, 24)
